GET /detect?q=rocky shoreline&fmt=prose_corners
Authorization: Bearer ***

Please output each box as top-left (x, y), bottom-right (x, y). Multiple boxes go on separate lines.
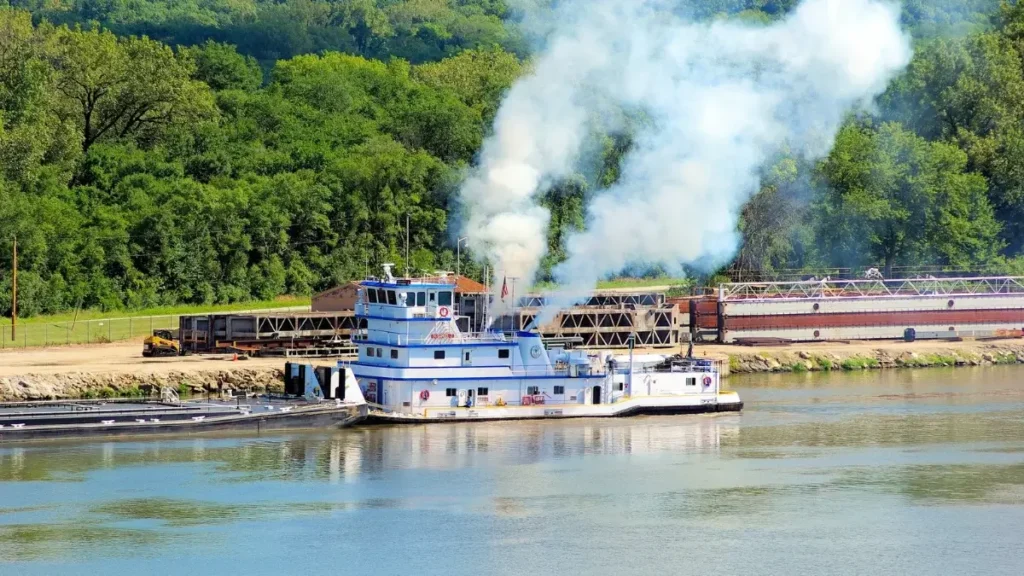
top-left (724, 342), bottom-right (1024, 374)
top-left (0, 368), bottom-right (284, 402)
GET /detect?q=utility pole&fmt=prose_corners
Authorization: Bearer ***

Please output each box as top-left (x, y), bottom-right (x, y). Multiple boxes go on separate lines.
top-left (405, 214), bottom-right (410, 278)
top-left (10, 235), bottom-right (16, 342)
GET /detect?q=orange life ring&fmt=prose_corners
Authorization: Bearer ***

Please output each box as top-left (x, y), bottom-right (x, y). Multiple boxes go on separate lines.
top-left (420, 389), bottom-right (430, 401)
top-left (439, 306), bottom-right (450, 318)
top-left (703, 376), bottom-right (712, 386)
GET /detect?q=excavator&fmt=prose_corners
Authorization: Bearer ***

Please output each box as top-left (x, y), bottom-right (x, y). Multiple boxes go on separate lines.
top-left (142, 330), bottom-right (181, 357)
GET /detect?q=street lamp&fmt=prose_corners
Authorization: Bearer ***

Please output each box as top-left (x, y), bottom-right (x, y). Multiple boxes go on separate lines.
top-left (456, 236), bottom-right (468, 278)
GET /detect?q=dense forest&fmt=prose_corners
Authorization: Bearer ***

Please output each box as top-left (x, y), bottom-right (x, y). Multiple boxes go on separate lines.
top-left (1, 0), bottom-right (1024, 316)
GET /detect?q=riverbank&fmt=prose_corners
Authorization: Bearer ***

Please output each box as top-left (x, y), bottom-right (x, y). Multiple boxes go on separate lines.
top-left (4, 338), bottom-right (1024, 401)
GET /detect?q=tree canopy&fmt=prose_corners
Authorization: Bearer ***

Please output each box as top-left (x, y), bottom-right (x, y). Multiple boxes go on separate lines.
top-left (3, 1), bottom-right (1024, 317)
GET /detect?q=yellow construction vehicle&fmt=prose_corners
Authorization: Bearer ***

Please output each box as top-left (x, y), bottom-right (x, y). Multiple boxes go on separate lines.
top-left (143, 330), bottom-right (181, 357)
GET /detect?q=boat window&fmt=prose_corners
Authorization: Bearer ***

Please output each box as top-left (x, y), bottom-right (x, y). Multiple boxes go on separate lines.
top-left (446, 388), bottom-right (457, 397)
top-left (464, 352), bottom-right (470, 362)
top-left (366, 347), bottom-right (374, 357)
top-left (386, 290), bottom-right (397, 305)
top-left (498, 349), bottom-right (510, 359)
top-left (554, 385), bottom-right (565, 395)
top-left (376, 348), bottom-right (382, 357)
top-left (438, 291), bottom-right (452, 306)
top-left (367, 289), bottom-right (378, 304)
top-left (477, 387), bottom-right (488, 396)
top-left (416, 292), bottom-right (426, 306)
top-left (375, 289), bottom-right (385, 303)
top-left (686, 377), bottom-right (696, 386)
top-left (434, 350), bottom-right (445, 360)
top-left (405, 292), bottom-right (415, 306)
top-left (615, 382), bottom-right (624, 391)
top-left (429, 292), bottom-right (436, 302)
top-left (390, 349), bottom-right (398, 359)
top-left (526, 386), bottom-right (539, 395)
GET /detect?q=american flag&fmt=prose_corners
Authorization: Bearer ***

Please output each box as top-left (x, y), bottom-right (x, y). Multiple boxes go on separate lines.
top-left (500, 277), bottom-right (509, 301)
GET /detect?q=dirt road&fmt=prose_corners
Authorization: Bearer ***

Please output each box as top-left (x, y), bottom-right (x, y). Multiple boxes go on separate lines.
top-left (0, 343), bottom-right (292, 377)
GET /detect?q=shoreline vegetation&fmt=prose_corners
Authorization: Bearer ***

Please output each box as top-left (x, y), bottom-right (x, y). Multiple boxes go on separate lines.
top-left (4, 339), bottom-right (1024, 402)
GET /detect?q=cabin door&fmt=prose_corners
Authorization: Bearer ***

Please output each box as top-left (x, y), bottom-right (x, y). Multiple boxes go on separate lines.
top-left (592, 386), bottom-right (601, 405)
top-left (462, 349), bottom-right (473, 366)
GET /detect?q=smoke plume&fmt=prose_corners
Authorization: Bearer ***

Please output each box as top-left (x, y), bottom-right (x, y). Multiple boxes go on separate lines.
top-left (458, 0), bottom-right (912, 318)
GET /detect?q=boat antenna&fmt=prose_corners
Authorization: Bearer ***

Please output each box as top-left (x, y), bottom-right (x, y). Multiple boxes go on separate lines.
top-left (405, 213), bottom-right (410, 278)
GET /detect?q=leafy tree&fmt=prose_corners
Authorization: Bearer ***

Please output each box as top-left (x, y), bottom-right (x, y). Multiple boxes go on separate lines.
top-left (816, 122), bottom-right (1001, 275)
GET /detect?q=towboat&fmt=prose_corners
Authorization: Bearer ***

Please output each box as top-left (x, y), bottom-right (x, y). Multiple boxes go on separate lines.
top-left (344, 268), bottom-right (742, 423)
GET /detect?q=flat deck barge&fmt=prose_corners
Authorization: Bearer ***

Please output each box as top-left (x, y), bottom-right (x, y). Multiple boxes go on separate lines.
top-left (0, 397), bottom-right (365, 441)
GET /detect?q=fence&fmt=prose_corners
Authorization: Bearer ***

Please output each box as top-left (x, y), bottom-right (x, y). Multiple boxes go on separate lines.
top-left (0, 306), bottom-right (309, 350)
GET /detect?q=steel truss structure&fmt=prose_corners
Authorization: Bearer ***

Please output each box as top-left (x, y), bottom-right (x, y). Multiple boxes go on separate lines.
top-left (719, 276), bottom-right (1024, 301)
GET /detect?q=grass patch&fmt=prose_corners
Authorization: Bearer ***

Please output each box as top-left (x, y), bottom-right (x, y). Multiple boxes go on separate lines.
top-left (815, 356), bottom-right (833, 371)
top-left (98, 387), bottom-right (116, 399)
top-left (0, 296), bottom-right (310, 325)
top-left (729, 355), bottom-right (741, 373)
top-left (840, 357), bottom-right (878, 370)
top-left (790, 362), bottom-right (807, 373)
top-left (121, 386), bottom-right (146, 398)
top-left (178, 383), bottom-right (191, 397)
top-left (995, 352), bottom-right (1018, 365)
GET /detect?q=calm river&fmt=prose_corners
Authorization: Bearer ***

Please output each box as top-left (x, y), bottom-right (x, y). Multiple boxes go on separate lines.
top-left (3, 367), bottom-right (1024, 575)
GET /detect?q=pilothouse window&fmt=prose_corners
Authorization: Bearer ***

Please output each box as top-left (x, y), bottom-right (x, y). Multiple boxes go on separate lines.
top-left (405, 292), bottom-right (415, 306)
top-left (386, 291), bottom-right (397, 305)
top-left (367, 290), bottom-right (378, 304)
top-left (438, 291), bottom-right (452, 306)
top-left (526, 386), bottom-right (539, 395)
top-left (416, 292), bottom-right (426, 306)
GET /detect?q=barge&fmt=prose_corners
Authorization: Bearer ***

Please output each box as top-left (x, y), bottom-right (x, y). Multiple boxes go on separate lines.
top-left (0, 371), bottom-right (367, 442)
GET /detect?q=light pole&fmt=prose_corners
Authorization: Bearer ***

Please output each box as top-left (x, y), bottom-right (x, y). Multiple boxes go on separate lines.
top-left (456, 236), bottom-right (468, 278)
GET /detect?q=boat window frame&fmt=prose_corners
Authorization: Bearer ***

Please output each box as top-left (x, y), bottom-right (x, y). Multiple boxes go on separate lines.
top-left (416, 292), bottom-right (426, 306)
top-left (445, 388), bottom-right (457, 397)
top-left (498, 349), bottom-right (510, 359)
top-left (438, 291), bottom-right (453, 306)
top-left (554, 385), bottom-right (565, 395)
top-left (434, 350), bottom-right (445, 360)
top-left (386, 290), bottom-right (397, 305)
top-left (477, 387), bottom-right (489, 396)
top-left (367, 289), bottom-right (378, 304)
top-left (390, 349), bottom-right (398, 359)
top-left (526, 385), bottom-right (539, 395)
top-left (376, 347), bottom-right (382, 357)
top-left (686, 377), bottom-right (696, 386)
top-left (366, 347), bottom-right (374, 357)
top-left (405, 292), bottom-right (415, 306)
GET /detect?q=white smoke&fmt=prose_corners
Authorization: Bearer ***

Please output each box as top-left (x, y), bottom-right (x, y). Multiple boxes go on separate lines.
top-left (458, 0), bottom-right (912, 318)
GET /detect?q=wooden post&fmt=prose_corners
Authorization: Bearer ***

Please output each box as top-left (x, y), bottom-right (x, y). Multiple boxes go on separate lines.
top-left (11, 235), bottom-right (16, 342)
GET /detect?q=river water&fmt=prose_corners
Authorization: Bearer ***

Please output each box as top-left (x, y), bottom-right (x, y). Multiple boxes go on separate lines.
top-left (3, 367), bottom-right (1024, 575)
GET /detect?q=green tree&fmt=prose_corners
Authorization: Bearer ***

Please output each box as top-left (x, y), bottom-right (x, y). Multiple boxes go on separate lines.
top-left (816, 122), bottom-right (1002, 275)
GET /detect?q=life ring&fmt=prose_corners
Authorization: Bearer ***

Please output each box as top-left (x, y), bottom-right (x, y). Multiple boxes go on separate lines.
top-left (438, 306), bottom-right (450, 318)
top-left (420, 389), bottom-right (430, 401)
top-left (702, 376), bottom-right (712, 387)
